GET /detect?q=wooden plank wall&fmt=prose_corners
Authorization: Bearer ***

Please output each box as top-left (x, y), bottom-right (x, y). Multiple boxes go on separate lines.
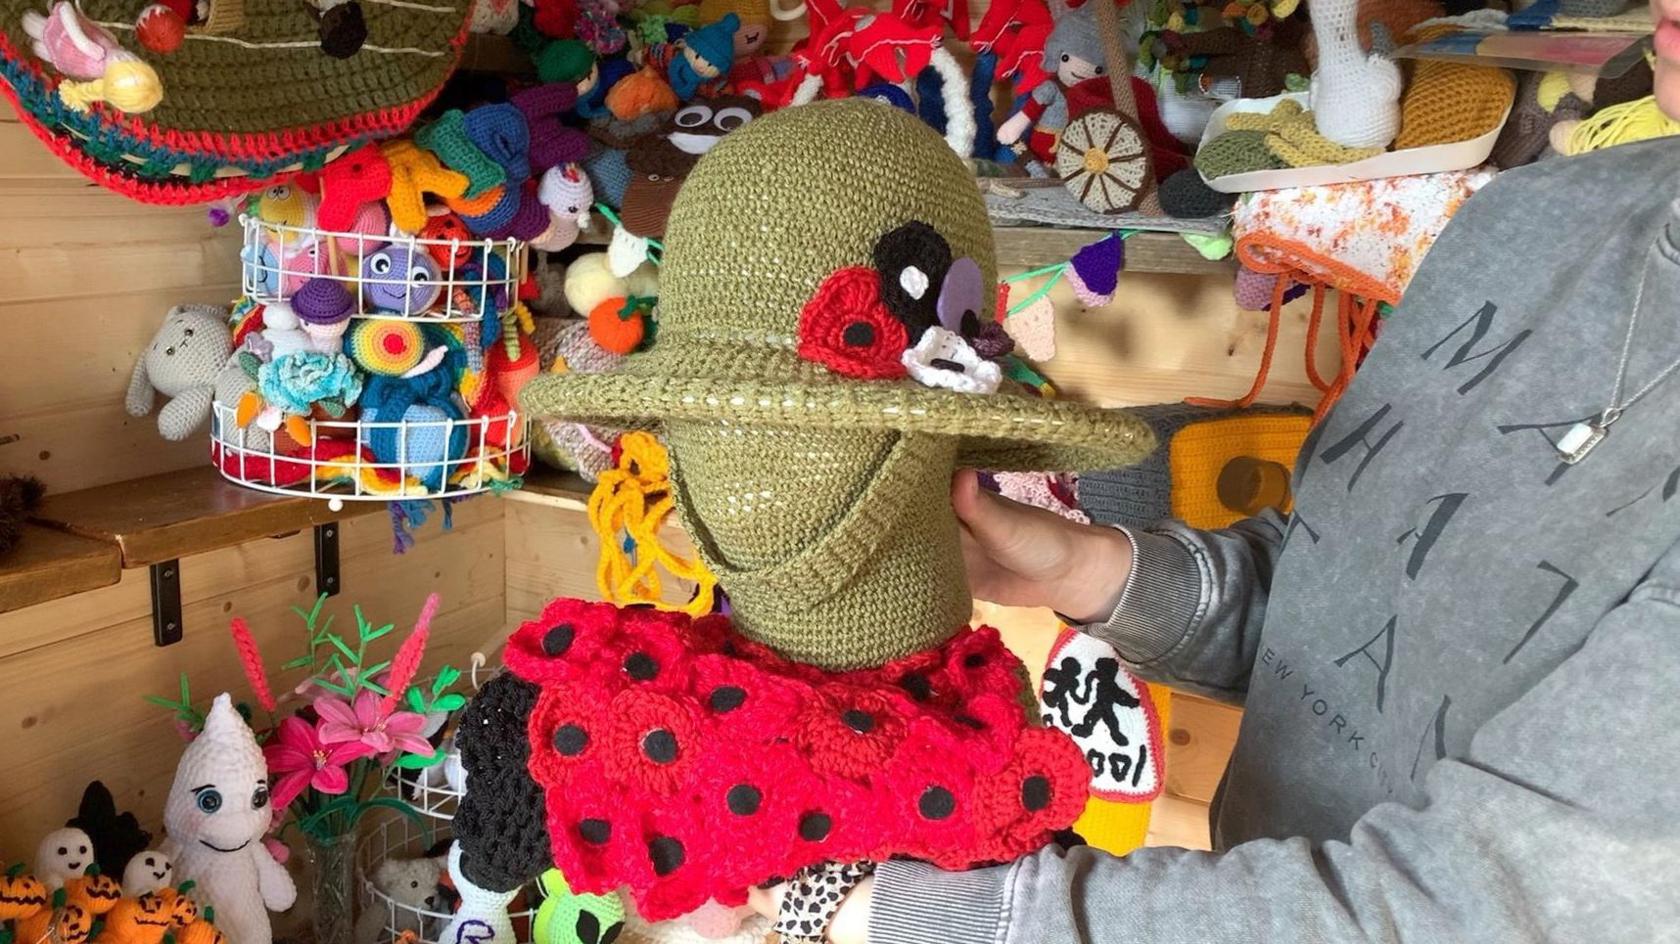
top-left (0, 110), bottom-right (512, 867)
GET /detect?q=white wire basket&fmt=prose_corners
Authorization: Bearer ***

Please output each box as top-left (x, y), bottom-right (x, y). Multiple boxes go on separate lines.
top-left (241, 216), bottom-right (528, 322)
top-left (357, 816), bottom-right (545, 944)
top-left (210, 401), bottom-right (530, 505)
top-left (386, 763), bottom-right (464, 822)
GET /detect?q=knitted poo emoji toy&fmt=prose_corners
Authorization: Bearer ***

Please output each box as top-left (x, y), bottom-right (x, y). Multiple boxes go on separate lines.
top-left (447, 100), bottom-right (1155, 936)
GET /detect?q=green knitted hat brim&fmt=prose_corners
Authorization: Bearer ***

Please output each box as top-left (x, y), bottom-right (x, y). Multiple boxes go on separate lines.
top-left (521, 99), bottom-right (1156, 473)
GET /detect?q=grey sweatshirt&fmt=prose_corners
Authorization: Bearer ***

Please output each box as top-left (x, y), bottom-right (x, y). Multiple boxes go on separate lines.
top-left (872, 138), bottom-right (1680, 943)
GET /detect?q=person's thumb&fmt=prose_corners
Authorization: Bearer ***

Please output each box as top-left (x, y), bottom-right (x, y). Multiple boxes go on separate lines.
top-left (952, 470), bottom-right (1063, 572)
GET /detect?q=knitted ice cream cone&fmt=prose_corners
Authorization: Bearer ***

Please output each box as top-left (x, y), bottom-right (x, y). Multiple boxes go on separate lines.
top-left (453, 100), bottom-right (1153, 925)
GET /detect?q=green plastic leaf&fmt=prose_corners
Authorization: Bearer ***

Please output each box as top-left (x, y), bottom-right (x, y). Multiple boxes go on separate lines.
top-left (364, 622), bottom-right (395, 642)
top-left (361, 680), bottom-right (391, 697)
top-left (406, 687), bottom-right (427, 713)
top-left (393, 749), bottom-right (447, 770)
top-left (144, 695), bottom-right (181, 710)
top-left (326, 634), bottom-right (358, 663)
top-left (435, 666), bottom-right (461, 691)
top-left (281, 656), bottom-right (313, 671)
top-left (431, 694), bottom-right (467, 713)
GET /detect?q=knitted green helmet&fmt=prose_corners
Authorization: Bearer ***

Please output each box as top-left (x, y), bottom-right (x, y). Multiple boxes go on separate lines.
top-left (522, 100), bottom-right (1155, 669)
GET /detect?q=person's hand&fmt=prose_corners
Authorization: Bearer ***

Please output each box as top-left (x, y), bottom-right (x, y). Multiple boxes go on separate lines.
top-left (952, 469), bottom-right (1134, 624)
top-left (748, 877), bottom-right (874, 944)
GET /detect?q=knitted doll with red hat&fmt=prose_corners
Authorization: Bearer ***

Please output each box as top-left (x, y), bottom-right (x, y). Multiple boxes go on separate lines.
top-left (444, 100), bottom-right (1154, 943)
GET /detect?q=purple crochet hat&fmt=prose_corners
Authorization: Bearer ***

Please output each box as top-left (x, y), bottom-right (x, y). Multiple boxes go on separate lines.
top-left (293, 277), bottom-right (355, 325)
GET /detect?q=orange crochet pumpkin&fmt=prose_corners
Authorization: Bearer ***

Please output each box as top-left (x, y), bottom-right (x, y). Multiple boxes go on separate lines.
top-left (605, 65), bottom-right (679, 121)
top-left (0, 867), bottom-right (47, 920)
top-left (65, 873), bottom-right (122, 915)
top-left (175, 917), bottom-right (227, 944)
top-left (157, 888), bottom-right (199, 929)
top-left (97, 892), bottom-right (173, 944)
top-left (587, 298), bottom-right (645, 355)
top-left (17, 899), bottom-right (97, 944)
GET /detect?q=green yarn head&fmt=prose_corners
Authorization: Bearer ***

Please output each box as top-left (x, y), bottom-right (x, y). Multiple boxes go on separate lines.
top-left (522, 100), bottom-right (1155, 669)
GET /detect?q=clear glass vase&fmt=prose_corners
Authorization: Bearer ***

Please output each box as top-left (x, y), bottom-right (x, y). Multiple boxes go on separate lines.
top-left (306, 831), bottom-right (357, 944)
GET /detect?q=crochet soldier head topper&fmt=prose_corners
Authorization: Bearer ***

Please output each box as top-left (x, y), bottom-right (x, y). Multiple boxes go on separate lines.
top-left (450, 99), bottom-right (1156, 935)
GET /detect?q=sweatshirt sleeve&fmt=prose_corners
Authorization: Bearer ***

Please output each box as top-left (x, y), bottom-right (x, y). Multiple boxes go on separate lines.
top-left (870, 537), bottom-right (1680, 944)
top-left (1080, 508), bottom-right (1287, 704)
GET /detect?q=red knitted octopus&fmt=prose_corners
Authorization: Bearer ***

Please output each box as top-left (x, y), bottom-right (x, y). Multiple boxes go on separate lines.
top-left (479, 598), bottom-right (1091, 920)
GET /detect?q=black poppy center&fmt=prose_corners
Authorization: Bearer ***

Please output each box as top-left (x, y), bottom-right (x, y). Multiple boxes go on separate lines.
top-left (542, 623), bottom-right (575, 657)
top-left (1022, 775), bottom-right (1052, 812)
top-left (899, 673), bottom-right (931, 701)
top-left (919, 786), bottom-right (956, 820)
top-left (964, 652), bottom-right (987, 669)
top-left (578, 819), bottom-right (612, 844)
top-left (726, 784), bottom-right (762, 816)
top-left (842, 322), bottom-right (875, 348)
top-left (708, 685), bottom-right (747, 713)
top-left (554, 724), bottom-right (589, 756)
top-left (624, 652), bottom-right (658, 680)
top-left (842, 709), bottom-right (875, 734)
top-left (642, 729), bottom-right (678, 764)
top-left (649, 836), bottom-right (684, 876)
top-left (798, 811), bottom-right (832, 842)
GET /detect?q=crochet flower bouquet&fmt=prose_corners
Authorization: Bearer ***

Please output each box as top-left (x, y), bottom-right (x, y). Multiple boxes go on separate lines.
top-left (450, 100), bottom-right (1156, 932)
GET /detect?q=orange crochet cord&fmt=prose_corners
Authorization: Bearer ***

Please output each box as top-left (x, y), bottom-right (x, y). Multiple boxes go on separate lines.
top-left (587, 432), bottom-right (717, 617)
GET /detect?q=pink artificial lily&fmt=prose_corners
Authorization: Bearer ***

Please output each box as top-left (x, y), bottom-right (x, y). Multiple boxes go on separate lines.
top-left (314, 690), bottom-right (434, 758)
top-left (264, 716), bottom-right (372, 808)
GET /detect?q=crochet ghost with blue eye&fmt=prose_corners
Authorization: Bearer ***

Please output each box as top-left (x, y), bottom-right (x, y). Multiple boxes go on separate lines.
top-left (162, 695), bottom-right (295, 944)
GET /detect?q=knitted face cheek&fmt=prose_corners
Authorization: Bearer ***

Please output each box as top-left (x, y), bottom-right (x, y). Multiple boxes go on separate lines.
top-left (1056, 54), bottom-right (1102, 86)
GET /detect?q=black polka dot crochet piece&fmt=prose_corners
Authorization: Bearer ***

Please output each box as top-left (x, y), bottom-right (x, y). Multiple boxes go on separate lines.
top-left (453, 672), bottom-right (553, 893)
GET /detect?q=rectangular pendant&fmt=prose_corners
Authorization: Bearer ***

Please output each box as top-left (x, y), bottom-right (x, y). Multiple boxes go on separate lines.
top-left (1557, 421), bottom-right (1607, 465)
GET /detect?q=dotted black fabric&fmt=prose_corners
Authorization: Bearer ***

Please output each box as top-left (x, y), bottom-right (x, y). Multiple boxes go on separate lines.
top-left (1159, 169), bottom-right (1235, 220)
top-left (454, 673), bottom-right (552, 893)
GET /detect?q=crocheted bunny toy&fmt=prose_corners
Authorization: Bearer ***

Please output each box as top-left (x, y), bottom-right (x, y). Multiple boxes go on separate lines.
top-left (127, 306), bottom-right (233, 441)
top-left (161, 694), bottom-right (295, 944)
top-left (1308, 0), bottom-right (1402, 149)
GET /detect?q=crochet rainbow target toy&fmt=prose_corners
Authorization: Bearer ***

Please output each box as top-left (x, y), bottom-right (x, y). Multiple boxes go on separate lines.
top-left (450, 99), bottom-right (1157, 931)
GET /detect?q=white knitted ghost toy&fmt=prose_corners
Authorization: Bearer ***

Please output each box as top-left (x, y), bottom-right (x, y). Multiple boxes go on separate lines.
top-left (437, 842), bottom-right (517, 944)
top-left (162, 694), bottom-right (295, 944)
top-left (121, 849), bottom-right (176, 897)
top-left (1308, 0), bottom-right (1402, 149)
top-left (34, 827), bottom-right (94, 892)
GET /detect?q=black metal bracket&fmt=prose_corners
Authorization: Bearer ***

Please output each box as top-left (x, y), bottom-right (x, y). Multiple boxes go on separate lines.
top-left (315, 523), bottom-right (341, 598)
top-left (150, 561), bottom-right (182, 646)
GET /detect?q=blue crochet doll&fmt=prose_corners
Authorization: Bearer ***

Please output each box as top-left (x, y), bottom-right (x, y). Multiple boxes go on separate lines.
top-left (667, 14), bottom-right (738, 100)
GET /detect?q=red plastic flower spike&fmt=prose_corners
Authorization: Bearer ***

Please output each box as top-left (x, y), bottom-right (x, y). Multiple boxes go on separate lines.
top-left (796, 266), bottom-right (910, 380)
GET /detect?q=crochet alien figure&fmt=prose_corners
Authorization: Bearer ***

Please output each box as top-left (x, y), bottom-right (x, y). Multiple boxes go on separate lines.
top-left (447, 100), bottom-right (1154, 938)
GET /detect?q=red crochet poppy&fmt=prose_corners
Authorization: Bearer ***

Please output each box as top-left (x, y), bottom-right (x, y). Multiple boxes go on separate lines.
top-left (934, 626), bottom-right (1023, 699)
top-left (612, 611), bottom-right (695, 694)
top-left (881, 719), bottom-right (979, 861)
top-left (794, 686), bottom-right (910, 779)
top-left (877, 644), bottom-right (956, 711)
top-left (795, 266), bottom-right (911, 380)
top-left (971, 726), bottom-right (1092, 855)
top-left (690, 654), bottom-right (811, 741)
top-left (603, 688), bottom-right (702, 796)
top-left (506, 598), bottom-right (624, 685)
top-left (546, 774), bottom-right (638, 885)
top-left (529, 683), bottom-right (608, 786)
top-left (695, 740), bottom-right (806, 887)
top-left (942, 691), bottom-right (1028, 771)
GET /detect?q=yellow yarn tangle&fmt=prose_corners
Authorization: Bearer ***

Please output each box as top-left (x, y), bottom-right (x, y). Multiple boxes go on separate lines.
top-left (588, 431), bottom-right (717, 616)
top-left (57, 60), bottom-right (163, 114)
top-left (1227, 100), bottom-right (1384, 167)
top-left (1559, 96), bottom-right (1680, 155)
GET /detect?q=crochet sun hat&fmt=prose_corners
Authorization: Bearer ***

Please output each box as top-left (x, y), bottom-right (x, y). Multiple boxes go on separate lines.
top-left (519, 99), bottom-right (1154, 476)
top-left (0, 0), bottom-right (473, 203)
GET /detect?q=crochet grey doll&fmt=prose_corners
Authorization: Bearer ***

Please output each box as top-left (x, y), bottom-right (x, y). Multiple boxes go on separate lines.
top-left (126, 305), bottom-right (233, 441)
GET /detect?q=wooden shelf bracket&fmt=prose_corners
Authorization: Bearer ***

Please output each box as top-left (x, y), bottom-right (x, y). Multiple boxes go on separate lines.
top-left (149, 560), bottom-right (182, 646)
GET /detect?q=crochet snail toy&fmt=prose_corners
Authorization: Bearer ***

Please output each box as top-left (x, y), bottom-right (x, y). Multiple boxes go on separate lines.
top-left (445, 100), bottom-right (1153, 937)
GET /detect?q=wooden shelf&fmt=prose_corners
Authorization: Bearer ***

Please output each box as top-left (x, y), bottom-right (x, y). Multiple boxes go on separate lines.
top-left (0, 525), bottom-right (121, 614)
top-left (506, 467), bottom-right (593, 511)
top-left (32, 467), bottom-right (382, 570)
top-left (460, 35), bottom-right (535, 76)
top-left (993, 226), bottom-right (1231, 275)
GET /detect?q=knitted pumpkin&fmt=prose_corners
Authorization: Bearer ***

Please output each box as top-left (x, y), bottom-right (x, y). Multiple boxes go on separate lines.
top-left (99, 892), bottom-right (174, 944)
top-left (1393, 25), bottom-right (1516, 149)
top-left (605, 65), bottom-right (679, 121)
top-left (0, 867), bottom-right (47, 920)
top-left (64, 873), bottom-right (122, 916)
top-left (175, 916), bottom-right (228, 944)
top-left (587, 298), bottom-right (645, 355)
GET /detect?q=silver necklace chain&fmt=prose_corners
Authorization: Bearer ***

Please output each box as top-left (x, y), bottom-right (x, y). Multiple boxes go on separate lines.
top-left (1600, 260), bottom-right (1680, 429)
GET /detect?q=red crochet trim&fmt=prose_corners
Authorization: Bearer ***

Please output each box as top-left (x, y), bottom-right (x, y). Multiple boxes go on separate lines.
top-left (0, 24), bottom-right (469, 204)
top-left (795, 266), bottom-right (910, 380)
top-left (505, 599), bottom-right (1090, 920)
